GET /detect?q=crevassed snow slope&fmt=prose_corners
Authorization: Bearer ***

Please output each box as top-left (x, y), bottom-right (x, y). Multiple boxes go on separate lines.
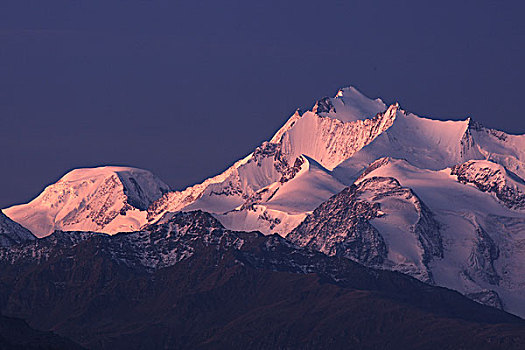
top-left (4, 166), bottom-right (170, 237)
top-left (357, 158), bottom-right (525, 317)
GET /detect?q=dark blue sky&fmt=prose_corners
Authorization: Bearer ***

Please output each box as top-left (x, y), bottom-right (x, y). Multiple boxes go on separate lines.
top-left (1, 1), bottom-right (524, 207)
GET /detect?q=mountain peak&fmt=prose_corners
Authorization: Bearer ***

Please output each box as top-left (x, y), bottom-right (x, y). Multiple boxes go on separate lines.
top-left (58, 166), bottom-right (149, 183)
top-left (466, 116), bottom-right (484, 131)
top-left (3, 166), bottom-right (170, 237)
top-left (335, 86), bottom-right (383, 104)
top-left (315, 86), bottom-right (386, 122)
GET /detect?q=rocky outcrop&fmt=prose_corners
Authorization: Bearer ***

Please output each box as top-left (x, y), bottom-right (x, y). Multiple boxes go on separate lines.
top-left (289, 176), bottom-right (443, 283)
top-left (0, 211), bottom-right (35, 247)
top-left (451, 160), bottom-right (525, 210)
top-left (287, 184), bottom-right (387, 266)
top-left (467, 224), bottom-right (501, 286)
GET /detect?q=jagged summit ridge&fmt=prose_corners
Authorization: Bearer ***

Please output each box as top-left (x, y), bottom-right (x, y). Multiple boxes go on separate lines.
top-left (312, 86), bottom-right (387, 122)
top-left (147, 87), bottom-right (399, 232)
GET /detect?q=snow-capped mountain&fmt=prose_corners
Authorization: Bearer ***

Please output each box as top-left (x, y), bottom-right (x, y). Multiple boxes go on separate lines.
top-left (146, 86), bottom-right (525, 239)
top-left (3, 166), bottom-right (170, 237)
top-left (0, 211), bottom-right (35, 247)
top-left (4, 85), bottom-right (525, 318)
top-left (144, 86), bottom-right (525, 317)
top-left (289, 157), bottom-right (525, 316)
top-left (147, 87), bottom-right (396, 234)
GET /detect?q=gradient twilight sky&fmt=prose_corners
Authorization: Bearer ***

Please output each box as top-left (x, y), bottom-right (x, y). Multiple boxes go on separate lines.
top-left (1, 1), bottom-right (525, 208)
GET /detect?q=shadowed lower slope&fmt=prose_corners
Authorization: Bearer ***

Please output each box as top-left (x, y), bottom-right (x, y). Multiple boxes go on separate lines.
top-left (0, 211), bottom-right (524, 349)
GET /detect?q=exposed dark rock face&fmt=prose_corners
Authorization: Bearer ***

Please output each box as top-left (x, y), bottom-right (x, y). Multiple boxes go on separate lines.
top-left (451, 160), bottom-right (525, 210)
top-left (0, 211), bottom-right (235, 272)
top-left (413, 195), bottom-right (443, 266)
top-left (468, 225), bottom-right (501, 286)
top-left (288, 177), bottom-right (443, 283)
top-left (250, 141), bottom-right (293, 178)
top-left (0, 211), bottom-right (35, 247)
top-left (312, 97), bottom-right (336, 114)
top-left (460, 119), bottom-right (477, 157)
top-left (208, 179), bottom-right (245, 198)
top-left (287, 184), bottom-right (387, 266)
top-left (279, 156), bottom-right (305, 183)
